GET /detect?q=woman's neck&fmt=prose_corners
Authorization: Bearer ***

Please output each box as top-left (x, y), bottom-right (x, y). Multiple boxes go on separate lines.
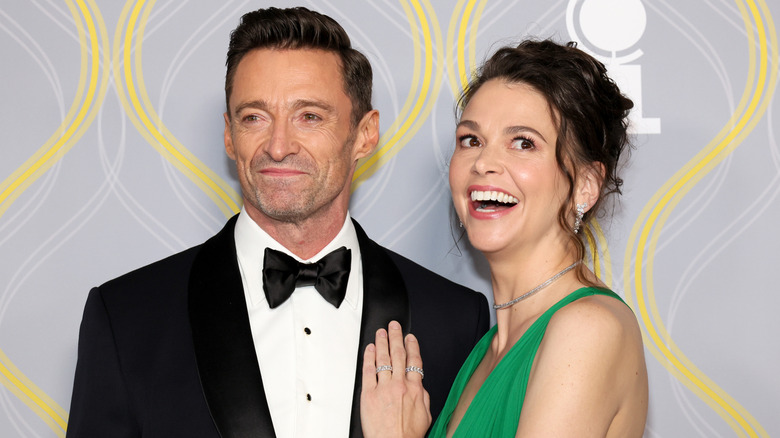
top-left (486, 244), bottom-right (582, 354)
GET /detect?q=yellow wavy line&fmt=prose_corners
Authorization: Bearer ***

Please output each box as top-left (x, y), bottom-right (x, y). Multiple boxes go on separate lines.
top-left (353, 0), bottom-right (443, 188)
top-left (446, 0), bottom-right (486, 106)
top-left (0, 0), bottom-right (110, 435)
top-left (133, 0), bottom-right (240, 215)
top-left (625, 0), bottom-right (776, 435)
top-left (115, 0), bottom-right (240, 217)
top-left (352, 0), bottom-right (421, 186)
top-left (0, 0), bottom-right (106, 218)
top-left (457, 0), bottom-right (479, 92)
top-left (445, 0), bottom-right (487, 99)
top-left (643, 0), bottom-right (775, 430)
top-left (377, 0), bottom-right (445, 171)
top-left (446, 0), bottom-right (467, 98)
top-left (363, 0), bottom-right (422, 156)
top-left (469, 0), bottom-right (488, 83)
top-left (0, 348), bottom-right (67, 435)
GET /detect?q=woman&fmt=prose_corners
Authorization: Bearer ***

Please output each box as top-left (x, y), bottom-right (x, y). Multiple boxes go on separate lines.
top-left (361, 39), bottom-right (648, 437)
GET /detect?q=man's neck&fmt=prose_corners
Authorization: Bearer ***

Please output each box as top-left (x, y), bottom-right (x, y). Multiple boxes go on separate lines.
top-left (244, 206), bottom-right (347, 260)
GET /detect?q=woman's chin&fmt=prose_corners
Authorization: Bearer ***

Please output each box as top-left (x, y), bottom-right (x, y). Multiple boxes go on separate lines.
top-left (464, 231), bottom-right (512, 256)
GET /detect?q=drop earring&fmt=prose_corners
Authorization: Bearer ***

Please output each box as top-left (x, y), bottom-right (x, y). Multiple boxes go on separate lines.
top-left (573, 203), bottom-right (587, 234)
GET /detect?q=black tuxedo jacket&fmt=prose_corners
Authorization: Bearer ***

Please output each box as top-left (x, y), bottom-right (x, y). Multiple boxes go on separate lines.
top-left (67, 216), bottom-right (489, 437)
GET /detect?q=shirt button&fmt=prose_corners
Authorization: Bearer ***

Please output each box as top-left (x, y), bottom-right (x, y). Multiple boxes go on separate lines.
top-left (306, 393), bottom-right (312, 401)
top-left (304, 327), bottom-right (311, 335)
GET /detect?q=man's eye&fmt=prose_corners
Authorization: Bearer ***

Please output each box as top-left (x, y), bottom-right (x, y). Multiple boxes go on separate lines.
top-left (302, 113), bottom-right (321, 121)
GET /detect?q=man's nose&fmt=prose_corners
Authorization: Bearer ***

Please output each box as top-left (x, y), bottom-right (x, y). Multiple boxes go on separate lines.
top-left (264, 119), bottom-right (300, 161)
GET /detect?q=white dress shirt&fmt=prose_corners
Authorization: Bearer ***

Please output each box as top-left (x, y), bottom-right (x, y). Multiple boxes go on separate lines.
top-left (234, 208), bottom-right (363, 438)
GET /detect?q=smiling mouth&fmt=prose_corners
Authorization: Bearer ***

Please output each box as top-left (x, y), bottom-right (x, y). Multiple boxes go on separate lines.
top-left (470, 190), bottom-right (519, 212)
top-left (259, 167), bottom-right (306, 176)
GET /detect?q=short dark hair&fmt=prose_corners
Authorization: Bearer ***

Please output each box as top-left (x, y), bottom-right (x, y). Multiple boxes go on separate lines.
top-left (225, 7), bottom-right (373, 127)
top-left (458, 39), bottom-right (633, 280)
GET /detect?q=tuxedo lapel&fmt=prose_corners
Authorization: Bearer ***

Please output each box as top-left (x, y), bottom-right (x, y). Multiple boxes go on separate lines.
top-left (189, 217), bottom-right (410, 437)
top-left (188, 215), bottom-right (276, 438)
top-left (348, 220), bottom-right (411, 438)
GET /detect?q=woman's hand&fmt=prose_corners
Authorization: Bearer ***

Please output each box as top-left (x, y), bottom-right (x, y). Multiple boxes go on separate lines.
top-left (360, 321), bottom-right (431, 438)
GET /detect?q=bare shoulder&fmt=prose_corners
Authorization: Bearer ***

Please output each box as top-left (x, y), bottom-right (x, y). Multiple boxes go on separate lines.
top-left (546, 292), bottom-right (640, 345)
top-left (516, 291), bottom-right (647, 437)
top-left (538, 292), bottom-right (644, 379)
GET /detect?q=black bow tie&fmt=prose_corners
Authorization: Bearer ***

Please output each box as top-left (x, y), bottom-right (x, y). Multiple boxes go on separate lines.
top-left (262, 247), bottom-right (352, 309)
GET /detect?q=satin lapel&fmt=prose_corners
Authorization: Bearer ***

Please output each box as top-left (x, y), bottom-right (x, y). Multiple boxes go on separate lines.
top-left (189, 215), bottom-right (276, 438)
top-left (348, 220), bottom-right (411, 438)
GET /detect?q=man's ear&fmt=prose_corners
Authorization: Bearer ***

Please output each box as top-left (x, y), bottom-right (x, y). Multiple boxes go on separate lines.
top-left (224, 112), bottom-right (236, 161)
top-left (575, 161), bottom-right (605, 212)
top-left (352, 109), bottom-right (380, 160)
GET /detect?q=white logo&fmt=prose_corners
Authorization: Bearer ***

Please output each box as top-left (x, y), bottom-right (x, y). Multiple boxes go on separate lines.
top-left (567, 0), bottom-right (661, 134)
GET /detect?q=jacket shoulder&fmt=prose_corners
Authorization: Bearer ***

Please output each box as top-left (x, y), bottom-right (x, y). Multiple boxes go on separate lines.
top-left (98, 245), bottom-right (202, 295)
top-left (98, 215), bottom-right (238, 296)
top-left (384, 248), bottom-right (485, 302)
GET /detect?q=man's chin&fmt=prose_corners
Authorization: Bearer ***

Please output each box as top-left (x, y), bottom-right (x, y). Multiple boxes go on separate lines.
top-left (257, 202), bottom-right (311, 224)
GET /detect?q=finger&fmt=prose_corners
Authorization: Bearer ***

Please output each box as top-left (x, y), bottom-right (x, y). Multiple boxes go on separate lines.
top-left (362, 343), bottom-right (377, 390)
top-left (387, 321), bottom-right (406, 380)
top-left (404, 333), bottom-right (424, 382)
top-left (374, 328), bottom-right (392, 381)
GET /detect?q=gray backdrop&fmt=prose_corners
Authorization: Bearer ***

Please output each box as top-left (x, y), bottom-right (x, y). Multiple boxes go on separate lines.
top-left (1, 0), bottom-right (778, 436)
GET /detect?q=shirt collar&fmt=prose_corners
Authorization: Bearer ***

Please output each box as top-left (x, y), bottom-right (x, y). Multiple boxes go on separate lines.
top-left (234, 207), bottom-right (362, 309)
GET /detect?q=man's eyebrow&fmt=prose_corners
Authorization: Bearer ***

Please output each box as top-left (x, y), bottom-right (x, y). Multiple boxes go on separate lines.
top-left (291, 99), bottom-right (336, 114)
top-left (231, 99), bottom-right (337, 115)
top-left (233, 99), bottom-right (268, 116)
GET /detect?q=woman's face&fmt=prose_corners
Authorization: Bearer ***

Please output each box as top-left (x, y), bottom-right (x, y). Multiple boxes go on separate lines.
top-left (449, 79), bottom-right (570, 257)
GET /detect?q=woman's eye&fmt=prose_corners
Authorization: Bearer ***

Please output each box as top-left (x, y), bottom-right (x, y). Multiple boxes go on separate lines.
top-left (459, 136), bottom-right (481, 148)
top-left (511, 137), bottom-right (535, 150)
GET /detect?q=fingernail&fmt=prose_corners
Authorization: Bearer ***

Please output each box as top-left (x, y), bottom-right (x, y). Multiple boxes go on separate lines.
top-left (389, 321), bottom-right (401, 330)
top-left (378, 329), bottom-right (387, 338)
top-left (366, 344), bottom-right (375, 352)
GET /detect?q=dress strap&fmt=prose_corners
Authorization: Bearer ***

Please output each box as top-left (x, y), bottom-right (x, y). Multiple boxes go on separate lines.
top-left (548, 287), bottom-right (625, 314)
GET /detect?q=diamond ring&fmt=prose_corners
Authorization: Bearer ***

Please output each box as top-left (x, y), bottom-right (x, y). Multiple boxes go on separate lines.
top-left (375, 365), bottom-right (393, 374)
top-left (405, 366), bottom-right (424, 379)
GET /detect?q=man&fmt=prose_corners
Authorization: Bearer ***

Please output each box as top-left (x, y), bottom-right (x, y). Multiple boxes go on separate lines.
top-left (66, 7), bottom-right (489, 438)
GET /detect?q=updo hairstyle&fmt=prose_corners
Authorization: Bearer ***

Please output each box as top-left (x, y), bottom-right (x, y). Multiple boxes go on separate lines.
top-left (458, 39), bottom-right (633, 278)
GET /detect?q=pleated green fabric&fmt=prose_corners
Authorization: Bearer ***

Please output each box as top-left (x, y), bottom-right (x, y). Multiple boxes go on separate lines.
top-left (428, 287), bottom-right (624, 438)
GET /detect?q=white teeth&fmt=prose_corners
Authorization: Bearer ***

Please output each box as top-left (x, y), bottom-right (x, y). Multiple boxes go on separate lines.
top-left (469, 190), bottom-right (518, 204)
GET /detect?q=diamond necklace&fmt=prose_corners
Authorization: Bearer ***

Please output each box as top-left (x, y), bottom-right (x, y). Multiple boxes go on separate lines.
top-left (492, 261), bottom-right (580, 310)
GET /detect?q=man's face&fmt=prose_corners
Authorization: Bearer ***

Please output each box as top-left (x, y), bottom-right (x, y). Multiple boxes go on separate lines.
top-left (224, 49), bottom-right (376, 226)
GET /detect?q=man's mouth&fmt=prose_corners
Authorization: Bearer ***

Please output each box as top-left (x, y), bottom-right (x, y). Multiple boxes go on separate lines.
top-left (470, 190), bottom-right (519, 213)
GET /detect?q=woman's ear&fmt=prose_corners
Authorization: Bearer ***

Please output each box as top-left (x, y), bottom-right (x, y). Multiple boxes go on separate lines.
top-left (575, 162), bottom-right (605, 213)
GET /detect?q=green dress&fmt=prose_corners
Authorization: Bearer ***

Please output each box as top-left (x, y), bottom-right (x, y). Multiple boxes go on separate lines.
top-left (428, 287), bottom-right (624, 438)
